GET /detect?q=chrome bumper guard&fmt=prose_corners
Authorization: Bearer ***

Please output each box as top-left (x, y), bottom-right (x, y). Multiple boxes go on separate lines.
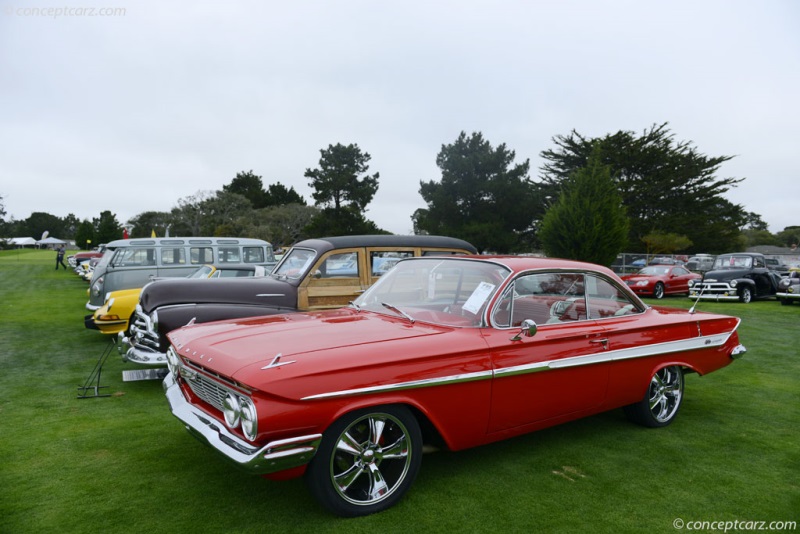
top-left (163, 372), bottom-right (321, 474)
top-left (731, 344), bottom-right (747, 360)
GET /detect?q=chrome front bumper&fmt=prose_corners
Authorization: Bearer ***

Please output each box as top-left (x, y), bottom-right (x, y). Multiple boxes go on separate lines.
top-left (163, 372), bottom-right (321, 475)
top-left (776, 292), bottom-right (799, 300)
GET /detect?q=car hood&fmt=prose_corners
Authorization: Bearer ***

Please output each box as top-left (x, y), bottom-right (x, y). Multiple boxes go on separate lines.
top-left (140, 276), bottom-right (295, 312)
top-left (167, 308), bottom-right (452, 380)
top-left (701, 268), bottom-right (750, 281)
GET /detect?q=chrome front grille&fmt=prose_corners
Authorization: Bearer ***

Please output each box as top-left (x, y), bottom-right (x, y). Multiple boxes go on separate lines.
top-left (184, 373), bottom-right (230, 412)
top-left (179, 360), bottom-right (246, 413)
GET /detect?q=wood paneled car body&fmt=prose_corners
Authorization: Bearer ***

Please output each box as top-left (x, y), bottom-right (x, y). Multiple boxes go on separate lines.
top-left (163, 256), bottom-right (745, 517)
top-left (124, 235), bottom-right (476, 366)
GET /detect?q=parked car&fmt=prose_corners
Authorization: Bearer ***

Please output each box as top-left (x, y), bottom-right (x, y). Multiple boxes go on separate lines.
top-left (162, 255), bottom-right (745, 517)
top-left (86, 264), bottom-right (269, 335)
top-left (688, 252), bottom-right (781, 303)
top-left (621, 265), bottom-right (700, 298)
top-left (121, 235), bottom-right (477, 366)
top-left (648, 256), bottom-right (682, 266)
top-left (685, 254), bottom-right (715, 273)
top-left (67, 249), bottom-right (104, 269)
top-left (765, 257), bottom-right (791, 277)
top-left (86, 237), bottom-right (275, 311)
top-left (776, 268), bottom-right (800, 305)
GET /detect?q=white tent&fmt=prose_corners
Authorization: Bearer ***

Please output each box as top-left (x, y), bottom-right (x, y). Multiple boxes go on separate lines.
top-left (9, 237), bottom-right (36, 246)
top-left (37, 236), bottom-right (66, 246)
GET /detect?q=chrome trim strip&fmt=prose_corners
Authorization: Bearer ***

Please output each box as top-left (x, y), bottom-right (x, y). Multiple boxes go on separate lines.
top-left (302, 326), bottom-right (741, 401)
top-left (301, 370), bottom-right (494, 400)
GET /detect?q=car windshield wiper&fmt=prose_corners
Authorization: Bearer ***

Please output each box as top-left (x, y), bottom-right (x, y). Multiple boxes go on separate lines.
top-left (349, 301), bottom-right (361, 312)
top-left (381, 302), bottom-right (415, 323)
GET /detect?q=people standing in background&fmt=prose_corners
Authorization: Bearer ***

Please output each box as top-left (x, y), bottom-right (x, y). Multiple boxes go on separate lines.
top-left (56, 245), bottom-right (67, 270)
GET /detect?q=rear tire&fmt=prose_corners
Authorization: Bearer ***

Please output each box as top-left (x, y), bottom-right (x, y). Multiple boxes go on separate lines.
top-left (624, 366), bottom-right (684, 428)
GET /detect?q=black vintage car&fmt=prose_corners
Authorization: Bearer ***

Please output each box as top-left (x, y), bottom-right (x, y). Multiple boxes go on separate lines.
top-left (120, 235), bottom-right (477, 365)
top-left (687, 252), bottom-right (781, 303)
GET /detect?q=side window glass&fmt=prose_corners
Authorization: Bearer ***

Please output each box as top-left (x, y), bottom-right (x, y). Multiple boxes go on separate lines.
top-left (370, 251), bottom-right (413, 276)
top-left (243, 247), bottom-right (265, 263)
top-left (754, 257), bottom-right (765, 268)
top-left (190, 247), bottom-right (214, 264)
top-left (112, 247), bottom-right (156, 267)
top-left (320, 252), bottom-right (359, 278)
top-left (161, 248), bottom-right (186, 265)
top-left (218, 247), bottom-right (241, 263)
top-left (585, 275), bottom-right (639, 318)
top-left (492, 273), bottom-right (586, 327)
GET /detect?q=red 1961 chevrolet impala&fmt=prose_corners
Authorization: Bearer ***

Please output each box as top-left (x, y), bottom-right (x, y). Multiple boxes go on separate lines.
top-left (163, 255), bottom-right (745, 517)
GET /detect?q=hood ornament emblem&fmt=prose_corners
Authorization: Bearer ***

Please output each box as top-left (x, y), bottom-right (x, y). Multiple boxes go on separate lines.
top-left (261, 353), bottom-right (295, 370)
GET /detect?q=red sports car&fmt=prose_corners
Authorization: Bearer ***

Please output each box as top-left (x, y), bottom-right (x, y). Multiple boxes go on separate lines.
top-left (163, 256), bottom-right (745, 517)
top-left (621, 265), bottom-right (701, 299)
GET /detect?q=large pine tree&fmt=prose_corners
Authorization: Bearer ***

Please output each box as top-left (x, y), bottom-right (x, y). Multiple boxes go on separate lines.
top-left (539, 149), bottom-right (628, 265)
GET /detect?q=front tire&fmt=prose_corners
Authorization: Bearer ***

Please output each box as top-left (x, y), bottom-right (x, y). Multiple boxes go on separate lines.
top-left (624, 366), bottom-right (684, 428)
top-left (738, 286), bottom-right (753, 303)
top-left (653, 282), bottom-right (665, 299)
top-left (305, 405), bottom-right (422, 517)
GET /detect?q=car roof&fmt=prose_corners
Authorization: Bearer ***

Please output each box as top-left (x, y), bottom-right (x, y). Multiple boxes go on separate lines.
top-left (293, 235), bottom-right (477, 254)
top-left (409, 255), bottom-right (621, 278)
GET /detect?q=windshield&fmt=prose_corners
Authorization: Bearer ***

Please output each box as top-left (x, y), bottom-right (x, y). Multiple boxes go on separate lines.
top-left (713, 255), bottom-right (752, 270)
top-left (353, 258), bottom-right (511, 327)
top-left (272, 247), bottom-right (317, 280)
top-left (188, 265), bottom-right (215, 278)
top-left (638, 266), bottom-right (671, 276)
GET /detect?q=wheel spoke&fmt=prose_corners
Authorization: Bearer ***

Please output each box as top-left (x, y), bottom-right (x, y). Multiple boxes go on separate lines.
top-left (379, 435), bottom-right (409, 460)
top-left (336, 431), bottom-right (363, 456)
top-left (365, 462), bottom-right (390, 499)
top-left (368, 416), bottom-right (386, 446)
top-left (334, 463), bottom-right (364, 493)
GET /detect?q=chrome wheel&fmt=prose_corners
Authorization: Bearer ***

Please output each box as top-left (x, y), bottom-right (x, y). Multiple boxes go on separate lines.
top-left (306, 406), bottom-right (422, 517)
top-left (653, 282), bottom-right (665, 299)
top-left (739, 287), bottom-right (752, 303)
top-left (624, 366), bottom-right (684, 427)
top-left (647, 366), bottom-right (683, 423)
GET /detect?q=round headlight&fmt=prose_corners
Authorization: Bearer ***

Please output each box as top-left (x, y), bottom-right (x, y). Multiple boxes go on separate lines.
top-left (688, 279), bottom-right (695, 287)
top-left (240, 398), bottom-right (258, 441)
top-left (92, 277), bottom-right (104, 297)
top-left (730, 280), bottom-right (738, 287)
top-left (223, 393), bottom-right (241, 428)
top-left (166, 347), bottom-right (180, 376)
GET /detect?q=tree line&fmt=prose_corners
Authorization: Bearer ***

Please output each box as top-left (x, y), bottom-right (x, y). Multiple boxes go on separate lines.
top-left (2, 124), bottom-right (798, 262)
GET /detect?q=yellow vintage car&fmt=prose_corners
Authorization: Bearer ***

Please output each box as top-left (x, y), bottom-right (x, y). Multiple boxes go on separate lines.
top-left (85, 264), bottom-right (267, 335)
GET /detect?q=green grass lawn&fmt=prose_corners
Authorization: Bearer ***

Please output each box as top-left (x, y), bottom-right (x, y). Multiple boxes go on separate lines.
top-left (1, 250), bottom-right (798, 533)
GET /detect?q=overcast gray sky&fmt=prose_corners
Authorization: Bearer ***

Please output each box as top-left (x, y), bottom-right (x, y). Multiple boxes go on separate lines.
top-left (2, 0), bottom-right (798, 238)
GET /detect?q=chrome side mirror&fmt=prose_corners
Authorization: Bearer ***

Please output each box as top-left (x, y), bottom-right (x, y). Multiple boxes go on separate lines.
top-left (511, 319), bottom-right (538, 341)
top-left (312, 269), bottom-right (323, 279)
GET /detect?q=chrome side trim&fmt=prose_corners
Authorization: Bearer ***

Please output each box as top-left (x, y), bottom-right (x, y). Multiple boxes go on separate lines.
top-left (302, 328), bottom-right (741, 401)
top-left (164, 373), bottom-right (321, 474)
top-left (301, 370), bottom-right (494, 400)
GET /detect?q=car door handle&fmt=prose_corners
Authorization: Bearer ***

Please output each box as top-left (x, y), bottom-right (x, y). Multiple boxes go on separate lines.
top-left (591, 338), bottom-right (609, 349)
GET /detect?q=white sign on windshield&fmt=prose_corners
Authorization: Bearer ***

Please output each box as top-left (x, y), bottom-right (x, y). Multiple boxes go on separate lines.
top-left (462, 281), bottom-right (495, 315)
